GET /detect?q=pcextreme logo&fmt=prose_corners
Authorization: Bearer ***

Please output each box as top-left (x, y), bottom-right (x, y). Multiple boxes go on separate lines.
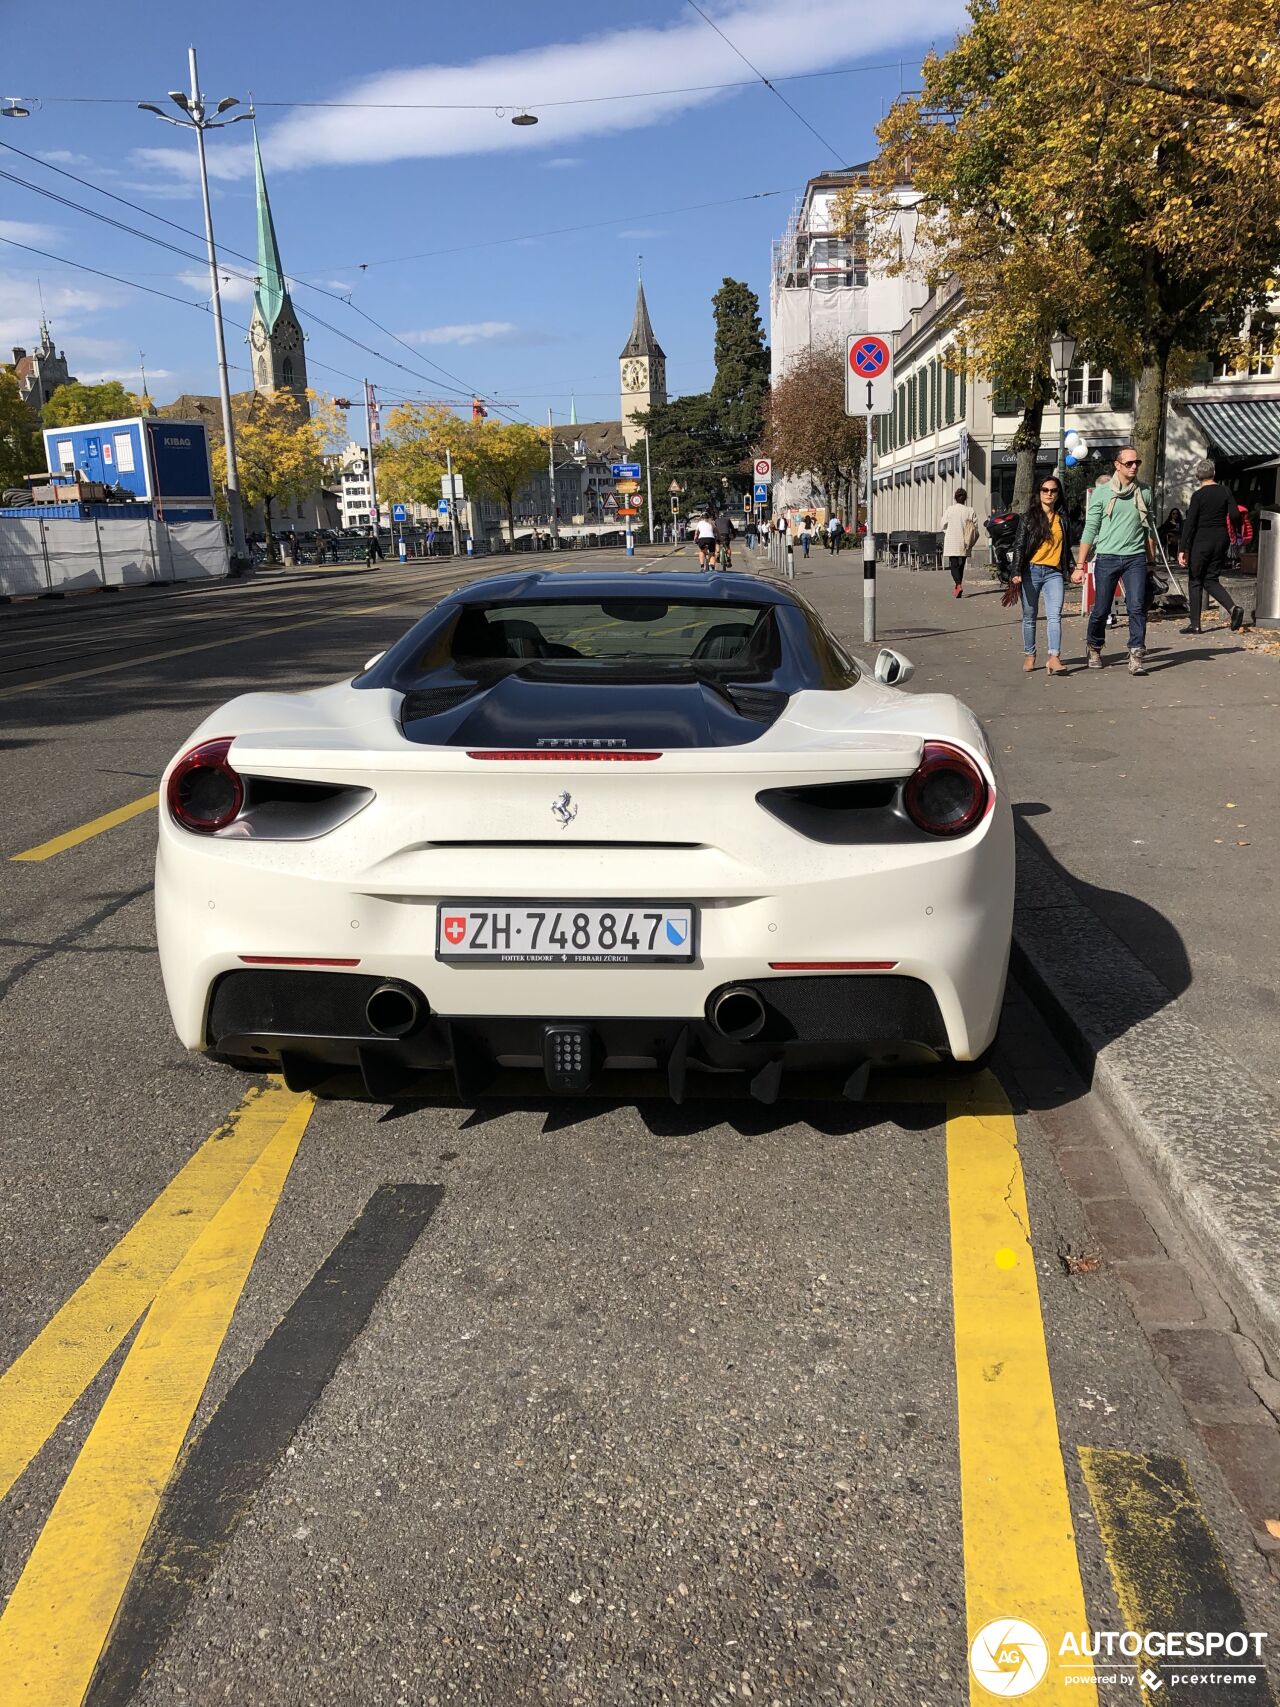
top-left (969, 1620), bottom-right (1050, 1697)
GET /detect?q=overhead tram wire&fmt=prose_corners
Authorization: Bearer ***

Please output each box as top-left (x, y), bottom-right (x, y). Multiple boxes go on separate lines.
top-left (0, 139), bottom-right (523, 415)
top-left (0, 235), bottom-right (370, 393)
top-left (16, 60), bottom-right (922, 113)
top-left (0, 170), bottom-right (531, 422)
top-left (681, 0), bottom-right (852, 165)
top-left (0, 137), bottom-right (799, 419)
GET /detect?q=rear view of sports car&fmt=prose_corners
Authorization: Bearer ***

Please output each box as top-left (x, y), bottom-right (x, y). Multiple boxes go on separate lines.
top-left (155, 570), bottom-right (1013, 1102)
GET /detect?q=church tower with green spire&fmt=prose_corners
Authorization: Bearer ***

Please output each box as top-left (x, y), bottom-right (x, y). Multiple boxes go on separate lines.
top-left (247, 126), bottom-right (307, 403)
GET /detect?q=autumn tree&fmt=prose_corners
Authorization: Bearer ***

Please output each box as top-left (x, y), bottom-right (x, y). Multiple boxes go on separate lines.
top-left (863, 0), bottom-right (1280, 501)
top-left (638, 394), bottom-right (740, 511)
top-left (0, 372), bottom-right (39, 493)
top-left (764, 343), bottom-right (864, 520)
top-left (460, 418), bottom-right (548, 544)
top-left (376, 403), bottom-right (456, 506)
top-left (41, 380), bottom-right (140, 428)
top-left (213, 390), bottom-right (343, 560)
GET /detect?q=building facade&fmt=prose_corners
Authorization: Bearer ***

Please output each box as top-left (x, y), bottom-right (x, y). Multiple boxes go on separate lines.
top-left (11, 321), bottom-right (76, 416)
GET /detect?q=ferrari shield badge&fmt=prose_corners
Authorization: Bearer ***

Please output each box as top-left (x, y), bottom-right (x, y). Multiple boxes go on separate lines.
top-left (551, 791), bottom-right (578, 830)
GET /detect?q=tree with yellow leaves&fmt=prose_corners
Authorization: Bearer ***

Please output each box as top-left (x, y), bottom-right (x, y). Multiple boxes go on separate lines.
top-left (213, 390), bottom-right (343, 560)
top-left (377, 407), bottom-right (546, 543)
top-left (377, 404), bottom-right (457, 508)
top-left (462, 418), bottom-right (548, 545)
top-left (862, 0), bottom-right (1280, 501)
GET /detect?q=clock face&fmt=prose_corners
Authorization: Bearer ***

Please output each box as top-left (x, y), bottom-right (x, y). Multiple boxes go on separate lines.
top-left (249, 320), bottom-right (268, 352)
top-left (623, 360), bottom-right (645, 391)
top-left (280, 322), bottom-right (300, 351)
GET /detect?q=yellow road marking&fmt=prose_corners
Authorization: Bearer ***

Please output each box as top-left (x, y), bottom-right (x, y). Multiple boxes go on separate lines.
top-left (0, 1083), bottom-right (310, 1504)
top-left (0, 1097), bottom-right (310, 1707)
top-left (10, 791), bottom-right (158, 862)
top-left (0, 598), bottom-right (403, 700)
top-left (947, 1072), bottom-right (1096, 1704)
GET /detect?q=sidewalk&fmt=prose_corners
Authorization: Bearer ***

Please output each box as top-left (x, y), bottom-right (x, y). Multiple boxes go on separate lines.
top-left (798, 557), bottom-right (1280, 1352)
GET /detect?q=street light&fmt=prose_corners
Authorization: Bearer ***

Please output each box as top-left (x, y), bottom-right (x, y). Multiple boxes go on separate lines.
top-left (140, 49), bottom-right (253, 566)
top-left (1, 98), bottom-right (32, 118)
top-left (1049, 328), bottom-right (1077, 479)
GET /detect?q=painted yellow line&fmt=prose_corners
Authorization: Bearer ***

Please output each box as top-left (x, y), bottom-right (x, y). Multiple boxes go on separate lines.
top-left (947, 1072), bottom-right (1097, 1705)
top-left (0, 1083), bottom-right (310, 1504)
top-left (0, 597), bottom-right (403, 700)
top-left (10, 791), bottom-right (159, 862)
top-left (0, 1097), bottom-right (310, 1707)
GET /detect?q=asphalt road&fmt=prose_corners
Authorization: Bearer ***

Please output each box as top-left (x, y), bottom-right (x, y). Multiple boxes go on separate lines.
top-left (1, 549), bottom-right (1277, 1707)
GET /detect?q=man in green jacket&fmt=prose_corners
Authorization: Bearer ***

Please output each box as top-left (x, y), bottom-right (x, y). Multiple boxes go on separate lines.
top-left (1073, 447), bottom-right (1157, 675)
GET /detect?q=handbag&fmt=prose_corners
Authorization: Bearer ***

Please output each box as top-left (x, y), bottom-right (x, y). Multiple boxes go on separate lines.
top-left (962, 516), bottom-right (981, 553)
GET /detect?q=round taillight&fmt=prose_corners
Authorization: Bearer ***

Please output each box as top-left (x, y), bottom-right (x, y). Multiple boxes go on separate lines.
top-left (903, 741), bottom-right (988, 837)
top-left (166, 736), bottom-right (244, 832)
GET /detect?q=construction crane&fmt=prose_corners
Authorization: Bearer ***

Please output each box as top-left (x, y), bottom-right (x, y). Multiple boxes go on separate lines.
top-left (366, 396), bottom-right (518, 420)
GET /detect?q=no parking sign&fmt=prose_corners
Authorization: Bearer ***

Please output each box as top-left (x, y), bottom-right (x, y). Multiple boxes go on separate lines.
top-left (846, 334), bottom-right (894, 416)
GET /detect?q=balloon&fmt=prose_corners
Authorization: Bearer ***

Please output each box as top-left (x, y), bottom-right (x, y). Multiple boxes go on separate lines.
top-left (1073, 437), bottom-right (1089, 457)
top-left (1064, 430), bottom-right (1081, 449)
top-left (1065, 455), bottom-right (1079, 466)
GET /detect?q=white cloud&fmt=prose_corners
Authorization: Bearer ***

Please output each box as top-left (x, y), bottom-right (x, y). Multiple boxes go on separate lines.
top-left (78, 366), bottom-right (174, 387)
top-left (257, 1), bottom-right (963, 169)
top-left (399, 321), bottom-right (520, 346)
top-left (544, 156), bottom-right (583, 169)
top-left (0, 280), bottom-right (118, 347)
top-left (175, 268), bottom-right (257, 303)
top-left (129, 143), bottom-right (253, 186)
top-left (0, 219), bottom-right (60, 246)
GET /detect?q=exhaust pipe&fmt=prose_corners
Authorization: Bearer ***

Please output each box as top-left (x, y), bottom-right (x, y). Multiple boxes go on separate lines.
top-left (365, 982), bottom-right (423, 1038)
top-left (709, 985), bottom-right (767, 1041)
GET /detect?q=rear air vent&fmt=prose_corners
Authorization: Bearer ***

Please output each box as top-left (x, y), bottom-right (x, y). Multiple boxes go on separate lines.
top-left (725, 685), bottom-right (789, 723)
top-left (401, 684), bottom-right (478, 721)
top-left (757, 778), bottom-right (917, 846)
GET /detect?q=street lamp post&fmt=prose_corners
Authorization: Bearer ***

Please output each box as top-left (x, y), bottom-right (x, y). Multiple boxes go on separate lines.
top-left (140, 49), bottom-right (253, 566)
top-left (1049, 329), bottom-right (1078, 480)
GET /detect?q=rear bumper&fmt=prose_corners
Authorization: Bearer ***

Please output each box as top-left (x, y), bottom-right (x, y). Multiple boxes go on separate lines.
top-left (206, 968), bottom-right (955, 1100)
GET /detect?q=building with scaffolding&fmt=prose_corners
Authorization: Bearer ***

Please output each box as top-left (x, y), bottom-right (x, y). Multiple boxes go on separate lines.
top-left (769, 167), bottom-right (928, 512)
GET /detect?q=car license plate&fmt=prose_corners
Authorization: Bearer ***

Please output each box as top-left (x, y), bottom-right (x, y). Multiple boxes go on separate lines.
top-left (436, 904), bottom-right (697, 964)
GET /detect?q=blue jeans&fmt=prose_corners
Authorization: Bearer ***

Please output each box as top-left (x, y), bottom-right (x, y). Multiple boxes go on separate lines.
top-left (1088, 553), bottom-right (1148, 650)
top-left (1020, 564), bottom-right (1065, 656)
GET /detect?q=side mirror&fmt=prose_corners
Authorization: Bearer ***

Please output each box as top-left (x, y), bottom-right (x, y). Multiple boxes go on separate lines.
top-left (363, 650), bottom-right (385, 672)
top-left (874, 647), bottom-right (914, 686)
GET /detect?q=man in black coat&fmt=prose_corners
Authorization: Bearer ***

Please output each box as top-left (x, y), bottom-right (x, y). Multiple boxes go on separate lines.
top-left (1177, 458), bottom-right (1248, 634)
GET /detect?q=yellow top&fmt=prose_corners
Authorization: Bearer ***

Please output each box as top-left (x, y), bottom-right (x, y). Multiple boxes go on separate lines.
top-left (1030, 514), bottom-right (1064, 567)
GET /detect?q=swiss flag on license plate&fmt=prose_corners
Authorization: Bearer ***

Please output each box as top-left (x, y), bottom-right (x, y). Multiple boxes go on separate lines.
top-left (443, 915), bottom-right (467, 945)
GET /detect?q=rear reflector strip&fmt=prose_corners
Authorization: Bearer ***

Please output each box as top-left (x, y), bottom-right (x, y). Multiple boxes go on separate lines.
top-left (238, 956), bottom-right (362, 966)
top-left (466, 750), bottom-right (661, 761)
top-left (768, 961), bottom-right (899, 971)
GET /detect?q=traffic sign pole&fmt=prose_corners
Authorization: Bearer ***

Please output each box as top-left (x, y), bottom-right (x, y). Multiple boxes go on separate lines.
top-left (864, 404), bottom-right (876, 644)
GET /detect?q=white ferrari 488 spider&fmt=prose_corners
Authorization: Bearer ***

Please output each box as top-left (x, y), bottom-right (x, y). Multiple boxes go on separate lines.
top-left (156, 569), bottom-right (1013, 1102)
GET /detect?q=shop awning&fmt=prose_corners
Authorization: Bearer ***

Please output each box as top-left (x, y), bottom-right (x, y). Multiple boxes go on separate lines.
top-left (1184, 398), bottom-right (1280, 461)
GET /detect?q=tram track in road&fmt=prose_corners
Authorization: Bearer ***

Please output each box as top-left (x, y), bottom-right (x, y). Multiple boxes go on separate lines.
top-left (0, 563), bottom-right (472, 687)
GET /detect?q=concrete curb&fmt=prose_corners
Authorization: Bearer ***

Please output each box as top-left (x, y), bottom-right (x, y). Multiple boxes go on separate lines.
top-left (1011, 830), bottom-right (1280, 1368)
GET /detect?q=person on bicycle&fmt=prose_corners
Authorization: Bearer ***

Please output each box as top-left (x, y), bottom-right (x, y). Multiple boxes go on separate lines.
top-left (713, 507), bottom-right (736, 570)
top-left (693, 513), bottom-right (716, 569)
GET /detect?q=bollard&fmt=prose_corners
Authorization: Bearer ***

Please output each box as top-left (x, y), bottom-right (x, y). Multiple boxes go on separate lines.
top-left (786, 539), bottom-right (795, 581)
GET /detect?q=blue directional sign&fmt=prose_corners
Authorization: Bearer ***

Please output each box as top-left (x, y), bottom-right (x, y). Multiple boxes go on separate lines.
top-left (753, 482), bottom-right (769, 504)
top-left (611, 462), bottom-right (642, 479)
top-left (437, 498), bottom-right (450, 516)
top-left (391, 503), bottom-right (407, 522)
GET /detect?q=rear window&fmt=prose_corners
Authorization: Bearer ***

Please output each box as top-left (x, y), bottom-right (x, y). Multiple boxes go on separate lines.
top-left (449, 600), bottom-right (772, 666)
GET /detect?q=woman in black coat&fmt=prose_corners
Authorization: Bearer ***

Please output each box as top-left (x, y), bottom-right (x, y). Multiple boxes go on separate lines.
top-left (1178, 459), bottom-right (1247, 634)
top-left (1009, 473), bottom-right (1079, 674)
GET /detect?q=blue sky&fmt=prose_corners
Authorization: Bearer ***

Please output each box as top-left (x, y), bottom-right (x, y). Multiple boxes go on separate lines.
top-left (2, 0), bottom-right (965, 435)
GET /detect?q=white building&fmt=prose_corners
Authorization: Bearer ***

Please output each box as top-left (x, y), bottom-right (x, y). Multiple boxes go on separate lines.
top-left (333, 441), bottom-right (375, 530)
top-left (769, 166), bottom-right (928, 510)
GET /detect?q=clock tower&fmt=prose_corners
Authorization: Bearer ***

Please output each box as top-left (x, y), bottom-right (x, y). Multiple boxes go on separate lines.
top-left (247, 126), bottom-right (308, 406)
top-left (618, 280), bottom-right (666, 451)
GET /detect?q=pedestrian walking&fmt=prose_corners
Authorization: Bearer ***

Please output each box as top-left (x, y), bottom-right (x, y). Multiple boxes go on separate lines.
top-left (745, 518), bottom-right (758, 548)
top-left (694, 512), bottom-right (716, 570)
top-left (1074, 447), bottom-right (1156, 675)
top-left (827, 514), bottom-right (845, 554)
top-left (1177, 459), bottom-right (1249, 634)
top-left (1010, 474), bottom-right (1076, 675)
top-left (799, 522), bottom-right (812, 559)
top-left (940, 486), bottom-right (980, 597)
top-left (363, 525), bottom-right (384, 567)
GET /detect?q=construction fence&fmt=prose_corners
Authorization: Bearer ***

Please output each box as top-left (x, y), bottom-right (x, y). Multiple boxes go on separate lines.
top-left (0, 517), bottom-right (230, 599)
